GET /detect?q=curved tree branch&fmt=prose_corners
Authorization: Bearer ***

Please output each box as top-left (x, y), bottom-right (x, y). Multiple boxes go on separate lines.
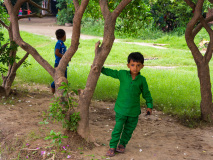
top-left (184, 0), bottom-right (196, 9)
top-left (112, 0), bottom-right (132, 20)
top-left (27, 0), bottom-right (51, 12)
top-left (4, 0), bottom-right (55, 77)
top-left (57, 0), bottom-right (89, 76)
top-left (73, 0), bottom-right (80, 9)
top-left (0, 43), bottom-right (9, 56)
top-left (13, 0), bottom-right (27, 15)
top-left (16, 52), bottom-right (29, 68)
top-left (199, 12), bottom-right (213, 63)
top-left (186, 0), bottom-right (213, 63)
top-left (0, 20), bottom-right (9, 30)
top-left (185, 0), bottom-right (204, 63)
top-left (18, 13), bottom-right (53, 20)
top-left (100, 0), bottom-right (111, 20)
top-left (192, 15), bottom-right (213, 37)
top-left (17, 0), bottom-right (51, 20)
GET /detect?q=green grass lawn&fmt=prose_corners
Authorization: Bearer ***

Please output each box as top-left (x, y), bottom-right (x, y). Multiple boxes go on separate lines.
top-left (1, 28), bottom-right (213, 124)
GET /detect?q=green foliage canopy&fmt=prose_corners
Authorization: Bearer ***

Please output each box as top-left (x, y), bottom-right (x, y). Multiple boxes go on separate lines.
top-left (150, 0), bottom-right (213, 32)
top-left (56, 0), bottom-right (74, 25)
top-left (83, 0), bottom-right (152, 36)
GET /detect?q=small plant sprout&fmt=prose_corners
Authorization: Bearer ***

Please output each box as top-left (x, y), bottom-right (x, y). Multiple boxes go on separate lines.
top-left (46, 82), bottom-right (80, 131)
top-left (39, 119), bottom-right (49, 125)
top-left (44, 130), bottom-right (68, 147)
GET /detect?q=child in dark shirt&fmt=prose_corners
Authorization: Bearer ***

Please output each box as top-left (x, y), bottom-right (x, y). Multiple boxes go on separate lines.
top-left (51, 29), bottom-right (67, 94)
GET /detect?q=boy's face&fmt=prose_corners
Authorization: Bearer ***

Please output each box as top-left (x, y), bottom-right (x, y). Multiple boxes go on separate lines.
top-left (62, 34), bottom-right (66, 42)
top-left (127, 60), bottom-right (144, 76)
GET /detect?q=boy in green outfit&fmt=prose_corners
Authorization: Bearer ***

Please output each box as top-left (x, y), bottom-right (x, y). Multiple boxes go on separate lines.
top-left (101, 52), bottom-right (153, 157)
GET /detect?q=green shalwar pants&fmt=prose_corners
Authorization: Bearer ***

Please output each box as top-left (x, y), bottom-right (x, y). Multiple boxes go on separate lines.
top-left (110, 112), bottom-right (139, 148)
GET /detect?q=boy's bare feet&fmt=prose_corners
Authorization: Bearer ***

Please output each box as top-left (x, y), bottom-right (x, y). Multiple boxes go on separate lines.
top-left (106, 148), bottom-right (115, 157)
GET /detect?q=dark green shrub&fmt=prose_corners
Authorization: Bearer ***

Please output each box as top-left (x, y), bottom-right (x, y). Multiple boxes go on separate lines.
top-left (57, 8), bottom-right (74, 25)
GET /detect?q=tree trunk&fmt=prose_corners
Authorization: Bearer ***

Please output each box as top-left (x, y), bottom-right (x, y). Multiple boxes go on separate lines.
top-left (77, 0), bottom-right (132, 140)
top-left (197, 62), bottom-right (213, 121)
top-left (77, 62), bottom-right (107, 140)
top-left (184, 0), bottom-right (213, 122)
top-left (77, 42), bottom-right (115, 140)
top-left (2, 64), bottom-right (17, 96)
top-left (77, 18), bottom-right (116, 140)
top-left (2, 26), bottom-right (17, 96)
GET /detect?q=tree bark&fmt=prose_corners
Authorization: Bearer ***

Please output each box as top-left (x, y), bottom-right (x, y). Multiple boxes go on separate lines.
top-left (77, 0), bottom-right (132, 140)
top-left (185, 0), bottom-right (213, 122)
top-left (1, 23), bottom-right (29, 96)
top-left (2, 52), bottom-right (29, 96)
top-left (53, 0), bottom-right (89, 97)
top-left (197, 63), bottom-right (213, 121)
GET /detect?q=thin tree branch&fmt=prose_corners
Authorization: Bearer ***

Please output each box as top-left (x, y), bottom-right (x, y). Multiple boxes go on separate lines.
top-left (185, 0), bottom-right (204, 63)
top-left (205, 40), bottom-right (213, 63)
top-left (200, 15), bottom-right (213, 62)
top-left (58, 0), bottom-right (89, 74)
top-left (99, 0), bottom-right (111, 20)
top-left (112, 0), bottom-right (132, 20)
top-left (189, 0), bottom-right (213, 63)
top-left (0, 20), bottom-right (9, 30)
top-left (192, 15), bottom-right (213, 37)
top-left (184, 0), bottom-right (196, 9)
top-left (76, 0), bottom-right (90, 16)
top-left (27, 0), bottom-right (51, 12)
top-left (16, 0), bottom-right (51, 20)
top-left (13, 0), bottom-right (27, 15)
top-left (16, 52), bottom-right (29, 68)
top-left (73, 0), bottom-right (80, 9)
top-left (18, 13), bottom-right (53, 20)
top-left (4, 0), bottom-right (15, 15)
top-left (0, 43), bottom-right (9, 56)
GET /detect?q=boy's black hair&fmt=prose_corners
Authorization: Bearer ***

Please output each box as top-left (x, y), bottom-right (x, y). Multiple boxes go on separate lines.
top-left (127, 52), bottom-right (144, 64)
top-left (55, 29), bottom-right (66, 40)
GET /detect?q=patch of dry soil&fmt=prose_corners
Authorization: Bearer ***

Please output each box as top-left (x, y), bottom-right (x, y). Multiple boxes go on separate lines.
top-left (0, 84), bottom-right (213, 160)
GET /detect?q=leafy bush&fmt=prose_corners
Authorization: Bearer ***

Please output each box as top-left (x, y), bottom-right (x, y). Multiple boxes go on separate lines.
top-left (46, 82), bottom-right (80, 132)
top-left (0, 34), bottom-right (18, 73)
top-left (57, 8), bottom-right (74, 25)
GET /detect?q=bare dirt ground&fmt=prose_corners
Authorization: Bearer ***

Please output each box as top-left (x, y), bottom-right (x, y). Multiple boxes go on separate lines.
top-left (0, 17), bottom-right (213, 160)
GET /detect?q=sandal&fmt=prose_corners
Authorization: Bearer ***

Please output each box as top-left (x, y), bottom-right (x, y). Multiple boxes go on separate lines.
top-left (106, 148), bottom-right (115, 157)
top-left (116, 145), bottom-right (125, 153)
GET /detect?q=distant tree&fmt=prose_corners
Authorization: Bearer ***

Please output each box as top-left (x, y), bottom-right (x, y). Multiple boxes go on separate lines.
top-left (150, 0), bottom-right (212, 33)
top-left (1, 0), bottom-right (51, 96)
top-left (56, 0), bottom-right (75, 25)
top-left (0, 1), bottom-right (28, 96)
top-left (184, 0), bottom-right (213, 122)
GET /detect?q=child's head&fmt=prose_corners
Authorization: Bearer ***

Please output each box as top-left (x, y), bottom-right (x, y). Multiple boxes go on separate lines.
top-left (127, 52), bottom-right (144, 64)
top-left (55, 29), bottom-right (66, 42)
top-left (127, 52), bottom-right (144, 76)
